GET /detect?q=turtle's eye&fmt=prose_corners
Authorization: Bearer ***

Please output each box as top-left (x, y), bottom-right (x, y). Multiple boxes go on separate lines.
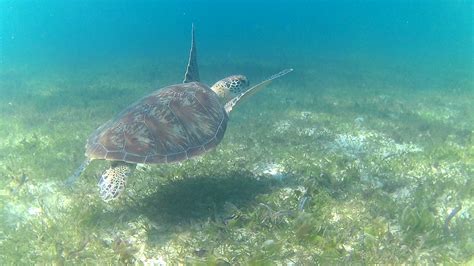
top-left (211, 75), bottom-right (249, 102)
top-left (228, 75), bottom-right (249, 95)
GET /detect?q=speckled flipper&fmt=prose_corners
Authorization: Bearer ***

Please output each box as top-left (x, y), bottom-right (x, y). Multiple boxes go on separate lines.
top-left (183, 24), bottom-right (200, 83)
top-left (98, 163), bottom-right (134, 202)
top-left (225, 68), bottom-right (293, 113)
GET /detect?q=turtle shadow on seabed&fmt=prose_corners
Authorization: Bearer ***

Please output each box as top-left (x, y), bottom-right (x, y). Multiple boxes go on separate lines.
top-left (105, 171), bottom-right (275, 245)
top-left (90, 170), bottom-right (278, 231)
top-left (135, 171), bottom-right (275, 223)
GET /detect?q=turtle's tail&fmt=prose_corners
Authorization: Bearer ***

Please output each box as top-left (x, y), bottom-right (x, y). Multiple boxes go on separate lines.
top-left (65, 159), bottom-right (91, 187)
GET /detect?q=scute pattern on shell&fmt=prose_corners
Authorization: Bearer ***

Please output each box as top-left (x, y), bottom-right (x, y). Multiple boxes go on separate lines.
top-left (85, 82), bottom-right (228, 164)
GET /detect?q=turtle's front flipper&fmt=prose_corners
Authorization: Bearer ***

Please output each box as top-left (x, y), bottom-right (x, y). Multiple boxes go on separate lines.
top-left (98, 162), bottom-right (135, 202)
top-left (65, 159), bottom-right (91, 187)
top-left (225, 68), bottom-right (293, 113)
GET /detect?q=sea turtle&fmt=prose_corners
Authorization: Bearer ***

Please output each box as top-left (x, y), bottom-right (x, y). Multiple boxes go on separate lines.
top-left (67, 25), bottom-right (292, 201)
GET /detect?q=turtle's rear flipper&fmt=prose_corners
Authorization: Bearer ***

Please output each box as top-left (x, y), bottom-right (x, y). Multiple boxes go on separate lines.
top-left (98, 163), bottom-right (134, 202)
top-left (183, 24), bottom-right (200, 83)
top-left (65, 159), bottom-right (91, 187)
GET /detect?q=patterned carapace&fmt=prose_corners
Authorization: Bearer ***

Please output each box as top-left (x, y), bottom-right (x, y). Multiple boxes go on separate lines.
top-left (86, 82), bottom-right (228, 164)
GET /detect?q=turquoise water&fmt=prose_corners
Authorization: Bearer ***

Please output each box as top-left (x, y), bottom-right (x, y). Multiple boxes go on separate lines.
top-left (1, 0), bottom-right (473, 264)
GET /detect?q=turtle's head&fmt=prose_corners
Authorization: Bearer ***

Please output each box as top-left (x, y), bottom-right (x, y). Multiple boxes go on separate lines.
top-left (211, 75), bottom-right (249, 104)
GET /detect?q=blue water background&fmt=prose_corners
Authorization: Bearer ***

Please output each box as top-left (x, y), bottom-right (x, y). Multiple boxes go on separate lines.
top-left (1, 0), bottom-right (472, 78)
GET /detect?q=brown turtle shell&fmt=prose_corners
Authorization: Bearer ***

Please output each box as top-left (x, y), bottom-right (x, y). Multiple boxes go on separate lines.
top-left (85, 82), bottom-right (228, 164)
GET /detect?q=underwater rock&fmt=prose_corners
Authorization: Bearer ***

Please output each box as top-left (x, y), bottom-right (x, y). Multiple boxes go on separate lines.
top-left (332, 133), bottom-right (368, 158)
top-left (330, 130), bottom-right (423, 160)
top-left (297, 127), bottom-right (317, 137)
top-left (273, 120), bottom-right (292, 134)
top-left (254, 162), bottom-right (287, 181)
top-left (300, 111), bottom-right (312, 120)
top-left (354, 116), bottom-right (365, 127)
